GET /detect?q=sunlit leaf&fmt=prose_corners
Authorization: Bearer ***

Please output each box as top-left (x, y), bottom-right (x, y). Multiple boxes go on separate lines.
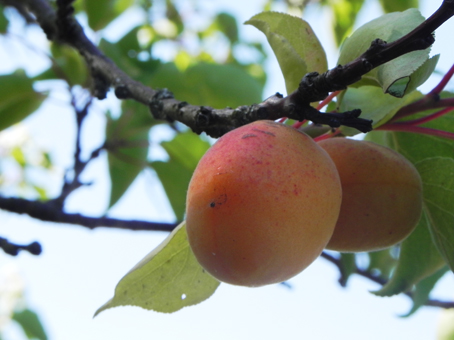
top-left (95, 222), bottom-right (220, 315)
top-left (338, 9), bottom-right (429, 97)
top-left (245, 11), bottom-right (327, 94)
top-left (438, 308), bottom-right (454, 340)
top-left (379, 0), bottom-right (419, 13)
top-left (402, 266), bottom-right (448, 317)
top-left (0, 72), bottom-right (46, 131)
top-left (331, 0), bottom-right (365, 47)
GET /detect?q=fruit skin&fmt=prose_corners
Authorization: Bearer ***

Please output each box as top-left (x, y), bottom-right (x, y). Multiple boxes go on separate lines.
top-left (318, 138), bottom-right (422, 253)
top-left (186, 120), bottom-right (342, 287)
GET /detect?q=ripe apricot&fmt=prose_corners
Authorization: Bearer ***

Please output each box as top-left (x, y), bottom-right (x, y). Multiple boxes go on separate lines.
top-left (186, 120), bottom-right (342, 287)
top-left (317, 138), bottom-right (422, 252)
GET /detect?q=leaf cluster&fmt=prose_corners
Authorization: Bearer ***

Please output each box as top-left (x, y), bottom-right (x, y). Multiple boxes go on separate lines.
top-left (0, 0), bottom-right (452, 322)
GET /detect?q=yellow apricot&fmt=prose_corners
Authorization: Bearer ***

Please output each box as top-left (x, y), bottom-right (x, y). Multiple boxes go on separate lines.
top-left (318, 138), bottom-right (422, 252)
top-left (186, 120), bottom-right (342, 287)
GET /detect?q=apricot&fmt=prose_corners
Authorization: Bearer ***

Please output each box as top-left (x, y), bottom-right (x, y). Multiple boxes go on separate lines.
top-left (185, 120), bottom-right (342, 287)
top-left (317, 138), bottom-right (422, 252)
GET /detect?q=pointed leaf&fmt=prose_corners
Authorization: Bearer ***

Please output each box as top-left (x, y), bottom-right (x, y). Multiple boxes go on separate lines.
top-left (402, 266), bottom-right (448, 317)
top-left (83, 0), bottom-right (134, 31)
top-left (151, 132), bottom-right (210, 220)
top-left (106, 101), bottom-right (157, 208)
top-left (0, 73), bottom-right (46, 131)
top-left (338, 9), bottom-right (430, 97)
top-left (372, 210), bottom-right (445, 296)
top-left (245, 11), bottom-right (327, 94)
top-left (95, 222), bottom-right (220, 315)
top-left (416, 158), bottom-right (454, 272)
top-left (12, 309), bottom-right (48, 340)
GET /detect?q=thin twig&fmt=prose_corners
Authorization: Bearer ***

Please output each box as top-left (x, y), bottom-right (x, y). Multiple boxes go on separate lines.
top-left (0, 196), bottom-right (177, 232)
top-left (321, 252), bottom-right (454, 309)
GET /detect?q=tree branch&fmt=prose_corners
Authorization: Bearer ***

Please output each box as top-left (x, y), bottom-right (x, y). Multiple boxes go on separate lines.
top-left (7, 0), bottom-right (454, 137)
top-left (321, 252), bottom-right (454, 310)
top-left (0, 196), bottom-right (177, 232)
top-left (0, 236), bottom-right (42, 256)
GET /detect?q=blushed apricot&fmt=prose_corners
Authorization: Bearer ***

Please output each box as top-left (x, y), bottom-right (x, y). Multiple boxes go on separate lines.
top-left (186, 120), bottom-right (342, 287)
top-left (318, 138), bottom-right (422, 252)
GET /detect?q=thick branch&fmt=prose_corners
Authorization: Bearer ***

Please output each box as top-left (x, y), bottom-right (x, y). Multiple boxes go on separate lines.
top-left (8, 0), bottom-right (454, 137)
top-left (0, 196), bottom-right (177, 232)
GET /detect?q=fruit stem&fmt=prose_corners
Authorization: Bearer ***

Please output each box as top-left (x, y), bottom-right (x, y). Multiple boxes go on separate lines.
top-left (292, 119), bottom-right (308, 129)
top-left (317, 91), bottom-right (341, 111)
top-left (394, 107), bottom-right (454, 126)
top-left (429, 61), bottom-right (454, 95)
top-left (313, 129), bottom-right (342, 142)
top-left (377, 124), bottom-right (454, 140)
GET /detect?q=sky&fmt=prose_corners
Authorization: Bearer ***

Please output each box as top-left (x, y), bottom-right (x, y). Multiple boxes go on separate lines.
top-left (0, 0), bottom-right (454, 339)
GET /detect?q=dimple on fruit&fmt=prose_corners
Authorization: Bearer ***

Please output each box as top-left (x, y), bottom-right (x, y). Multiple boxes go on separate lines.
top-left (185, 120), bottom-right (342, 287)
top-left (318, 138), bottom-right (423, 253)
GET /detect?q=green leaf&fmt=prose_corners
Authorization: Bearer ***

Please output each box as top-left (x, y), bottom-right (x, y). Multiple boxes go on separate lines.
top-left (151, 132), bottom-right (210, 220)
top-left (216, 13), bottom-right (239, 44)
top-left (106, 101), bottom-right (156, 208)
top-left (100, 27), bottom-right (161, 81)
top-left (338, 253), bottom-right (356, 287)
top-left (148, 62), bottom-right (263, 108)
top-left (379, 0), bottom-right (419, 13)
top-left (49, 43), bottom-right (88, 86)
top-left (94, 222), bottom-right (220, 315)
top-left (338, 87), bottom-right (421, 136)
top-left (245, 11), bottom-right (327, 94)
top-left (367, 248), bottom-right (397, 280)
top-left (402, 266), bottom-right (448, 317)
top-left (330, 0), bottom-right (365, 47)
top-left (12, 309), bottom-right (48, 340)
top-left (372, 210), bottom-right (445, 296)
top-left (366, 115), bottom-right (454, 295)
top-left (83, 0), bottom-right (135, 31)
top-left (338, 9), bottom-right (429, 97)
top-left (0, 72), bottom-right (47, 131)
top-left (165, 0), bottom-right (184, 36)
top-left (416, 158), bottom-right (454, 272)
top-left (0, 5), bottom-right (8, 33)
